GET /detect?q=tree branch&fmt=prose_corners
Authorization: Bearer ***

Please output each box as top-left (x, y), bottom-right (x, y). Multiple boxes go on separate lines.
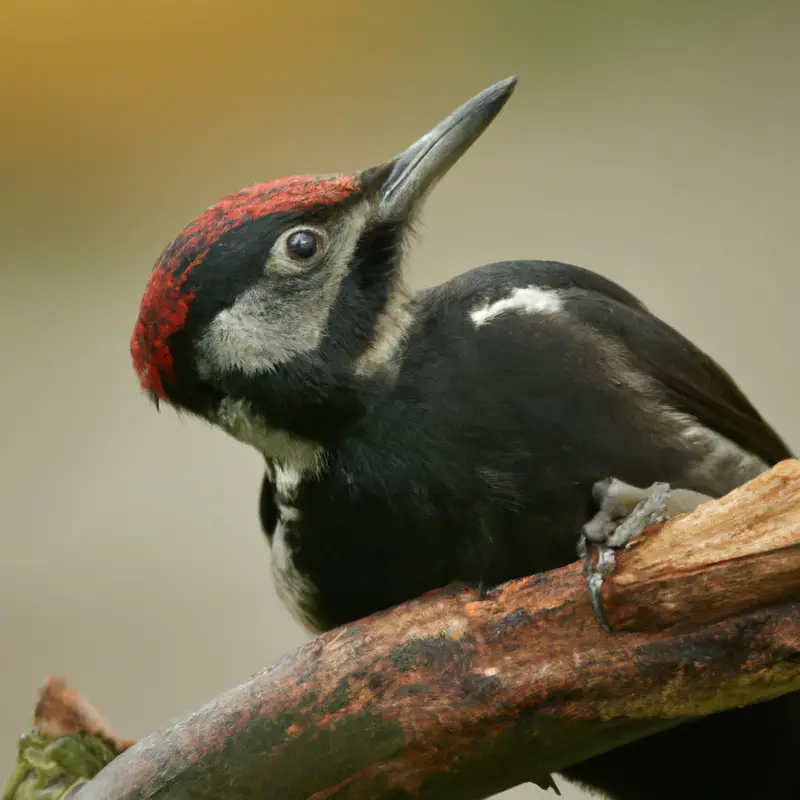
top-left (6, 460), bottom-right (800, 800)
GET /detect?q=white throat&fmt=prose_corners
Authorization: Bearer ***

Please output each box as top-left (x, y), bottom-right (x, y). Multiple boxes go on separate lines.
top-left (214, 396), bottom-right (326, 476)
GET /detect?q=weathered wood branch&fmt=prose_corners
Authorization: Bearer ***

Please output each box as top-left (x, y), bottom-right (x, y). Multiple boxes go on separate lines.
top-left (7, 460), bottom-right (800, 800)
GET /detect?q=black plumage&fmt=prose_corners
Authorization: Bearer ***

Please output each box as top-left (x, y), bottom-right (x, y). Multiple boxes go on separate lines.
top-left (256, 258), bottom-right (792, 629)
top-left (131, 77), bottom-right (797, 799)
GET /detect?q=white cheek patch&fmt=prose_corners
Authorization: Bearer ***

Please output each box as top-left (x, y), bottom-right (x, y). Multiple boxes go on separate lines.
top-left (470, 286), bottom-right (564, 327)
top-left (195, 200), bottom-right (373, 380)
top-left (197, 288), bottom-right (322, 377)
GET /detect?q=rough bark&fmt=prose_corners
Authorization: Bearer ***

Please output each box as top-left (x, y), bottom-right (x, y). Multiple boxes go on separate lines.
top-left (7, 460), bottom-right (800, 800)
top-left (601, 458), bottom-right (800, 631)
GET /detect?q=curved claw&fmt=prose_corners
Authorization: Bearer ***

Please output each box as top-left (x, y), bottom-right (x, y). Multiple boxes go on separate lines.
top-left (581, 538), bottom-right (617, 633)
top-left (587, 568), bottom-right (613, 633)
top-left (579, 479), bottom-right (678, 634)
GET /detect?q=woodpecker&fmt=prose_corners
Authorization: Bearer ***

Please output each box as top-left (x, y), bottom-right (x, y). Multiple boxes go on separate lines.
top-left (131, 78), bottom-right (797, 798)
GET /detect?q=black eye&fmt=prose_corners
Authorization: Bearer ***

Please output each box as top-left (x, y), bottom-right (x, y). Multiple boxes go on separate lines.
top-left (286, 230), bottom-right (318, 259)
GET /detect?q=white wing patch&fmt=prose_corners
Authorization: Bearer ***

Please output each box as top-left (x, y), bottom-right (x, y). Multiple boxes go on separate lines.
top-left (470, 286), bottom-right (564, 328)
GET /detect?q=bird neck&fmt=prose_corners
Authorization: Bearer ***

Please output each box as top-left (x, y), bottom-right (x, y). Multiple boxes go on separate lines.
top-left (215, 396), bottom-right (327, 475)
top-left (212, 278), bottom-right (417, 467)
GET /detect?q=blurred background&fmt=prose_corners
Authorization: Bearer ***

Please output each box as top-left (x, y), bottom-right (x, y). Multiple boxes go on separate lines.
top-left (1, 1), bottom-right (797, 797)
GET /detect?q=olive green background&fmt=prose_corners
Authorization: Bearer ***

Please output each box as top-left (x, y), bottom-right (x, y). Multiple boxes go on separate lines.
top-left (1, 2), bottom-right (797, 797)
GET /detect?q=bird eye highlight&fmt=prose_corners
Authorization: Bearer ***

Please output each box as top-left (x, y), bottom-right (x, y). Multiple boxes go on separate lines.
top-left (286, 229), bottom-right (319, 260)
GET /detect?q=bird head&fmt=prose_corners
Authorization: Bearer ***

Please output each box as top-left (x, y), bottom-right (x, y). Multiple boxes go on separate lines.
top-left (130, 77), bottom-right (517, 454)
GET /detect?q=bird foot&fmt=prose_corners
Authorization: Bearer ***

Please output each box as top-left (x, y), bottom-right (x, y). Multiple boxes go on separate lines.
top-left (578, 478), bottom-right (712, 632)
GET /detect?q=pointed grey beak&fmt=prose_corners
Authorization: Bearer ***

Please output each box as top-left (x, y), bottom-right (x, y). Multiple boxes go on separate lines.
top-left (374, 76), bottom-right (517, 220)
